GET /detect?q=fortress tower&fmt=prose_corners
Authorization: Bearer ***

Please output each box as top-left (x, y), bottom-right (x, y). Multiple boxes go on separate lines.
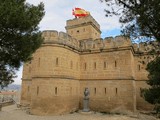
top-left (21, 15), bottom-right (154, 115)
top-left (66, 15), bottom-right (101, 40)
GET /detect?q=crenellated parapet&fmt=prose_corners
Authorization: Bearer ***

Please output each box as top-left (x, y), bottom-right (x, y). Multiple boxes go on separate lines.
top-left (42, 30), bottom-right (80, 50)
top-left (42, 31), bottom-right (133, 52)
top-left (79, 36), bottom-right (132, 51)
top-left (42, 30), bottom-right (158, 54)
top-left (42, 30), bottom-right (59, 41)
top-left (132, 41), bottom-right (159, 53)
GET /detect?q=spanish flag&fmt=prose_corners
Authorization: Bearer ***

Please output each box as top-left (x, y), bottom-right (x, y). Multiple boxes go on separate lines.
top-left (72, 8), bottom-right (90, 18)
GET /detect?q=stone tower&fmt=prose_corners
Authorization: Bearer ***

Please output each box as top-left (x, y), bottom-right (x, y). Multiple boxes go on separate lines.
top-left (65, 15), bottom-right (101, 41)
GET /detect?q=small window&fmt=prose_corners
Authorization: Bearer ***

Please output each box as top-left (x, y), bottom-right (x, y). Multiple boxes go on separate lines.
top-left (116, 88), bottom-right (118, 95)
top-left (105, 88), bottom-right (107, 94)
top-left (94, 88), bottom-right (96, 94)
top-left (77, 30), bottom-right (79, 33)
top-left (94, 62), bottom-right (96, 69)
top-left (115, 61), bottom-right (117, 68)
top-left (55, 87), bottom-right (57, 95)
top-left (37, 86), bottom-right (39, 95)
top-left (104, 61), bottom-right (107, 69)
top-left (56, 58), bottom-right (59, 66)
top-left (84, 62), bottom-right (87, 70)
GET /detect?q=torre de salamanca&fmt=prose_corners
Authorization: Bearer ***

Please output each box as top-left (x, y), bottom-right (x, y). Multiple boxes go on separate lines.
top-left (21, 15), bottom-right (155, 115)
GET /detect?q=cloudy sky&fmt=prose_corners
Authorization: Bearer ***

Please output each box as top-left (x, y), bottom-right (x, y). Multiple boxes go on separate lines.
top-left (14, 0), bottom-right (122, 84)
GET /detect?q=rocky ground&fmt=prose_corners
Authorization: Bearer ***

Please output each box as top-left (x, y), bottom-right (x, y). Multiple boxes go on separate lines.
top-left (0, 105), bottom-right (159, 120)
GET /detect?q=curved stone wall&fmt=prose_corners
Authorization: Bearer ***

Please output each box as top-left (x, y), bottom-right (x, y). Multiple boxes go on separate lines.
top-left (31, 45), bottom-right (80, 79)
top-left (30, 78), bottom-right (79, 115)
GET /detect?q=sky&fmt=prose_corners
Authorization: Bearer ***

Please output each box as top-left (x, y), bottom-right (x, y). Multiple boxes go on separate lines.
top-left (13, 0), bottom-right (122, 85)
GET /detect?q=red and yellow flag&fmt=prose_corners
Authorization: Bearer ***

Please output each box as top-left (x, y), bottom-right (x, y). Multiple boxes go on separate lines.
top-left (72, 8), bottom-right (90, 18)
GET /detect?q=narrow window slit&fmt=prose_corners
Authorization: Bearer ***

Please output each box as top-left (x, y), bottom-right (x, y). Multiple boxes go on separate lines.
top-left (55, 87), bottom-right (57, 95)
top-left (37, 86), bottom-right (39, 95)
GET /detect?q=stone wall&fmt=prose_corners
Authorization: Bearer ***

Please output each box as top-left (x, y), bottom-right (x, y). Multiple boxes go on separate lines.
top-left (21, 39), bottom-right (80, 115)
top-left (30, 78), bottom-right (79, 115)
top-left (20, 79), bottom-right (32, 106)
top-left (135, 81), bottom-right (154, 110)
top-left (79, 80), bottom-right (136, 112)
top-left (42, 31), bottom-right (80, 50)
top-left (30, 45), bottom-right (80, 79)
top-left (80, 49), bottom-right (134, 80)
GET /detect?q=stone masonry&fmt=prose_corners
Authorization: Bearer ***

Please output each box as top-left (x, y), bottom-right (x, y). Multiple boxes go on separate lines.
top-left (21, 15), bottom-right (154, 115)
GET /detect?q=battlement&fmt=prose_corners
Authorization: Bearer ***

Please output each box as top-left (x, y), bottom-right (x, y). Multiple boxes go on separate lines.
top-left (42, 31), bottom-right (157, 54)
top-left (80, 36), bottom-right (132, 51)
top-left (42, 30), bottom-right (80, 50)
top-left (133, 41), bottom-right (158, 53)
top-left (42, 31), bottom-right (132, 51)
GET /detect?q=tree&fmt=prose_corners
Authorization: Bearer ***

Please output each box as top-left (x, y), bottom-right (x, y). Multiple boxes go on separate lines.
top-left (100, 0), bottom-right (160, 41)
top-left (143, 57), bottom-right (160, 113)
top-left (0, 0), bottom-right (45, 88)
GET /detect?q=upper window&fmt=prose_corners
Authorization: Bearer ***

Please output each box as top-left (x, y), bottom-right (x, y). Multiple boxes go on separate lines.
top-left (104, 61), bottom-right (107, 69)
top-left (56, 58), bottom-right (59, 66)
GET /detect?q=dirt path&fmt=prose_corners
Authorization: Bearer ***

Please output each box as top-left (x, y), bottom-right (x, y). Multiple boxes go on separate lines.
top-left (0, 105), bottom-right (159, 120)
